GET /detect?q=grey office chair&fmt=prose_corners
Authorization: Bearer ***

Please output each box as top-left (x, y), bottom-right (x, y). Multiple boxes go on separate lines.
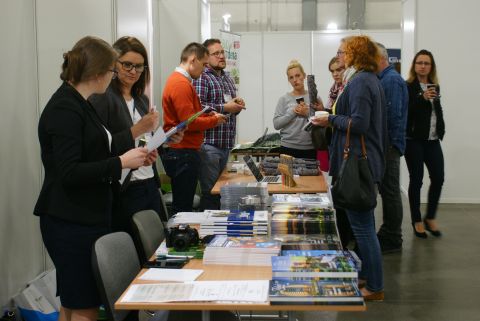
top-left (92, 232), bottom-right (168, 321)
top-left (131, 210), bottom-right (165, 264)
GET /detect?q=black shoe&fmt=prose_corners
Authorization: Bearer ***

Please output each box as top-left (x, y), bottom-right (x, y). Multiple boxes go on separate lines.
top-left (377, 235), bottom-right (402, 254)
top-left (380, 243), bottom-right (402, 254)
top-left (412, 223), bottom-right (427, 239)
top-left (423, 219), bottom-right (442, 237)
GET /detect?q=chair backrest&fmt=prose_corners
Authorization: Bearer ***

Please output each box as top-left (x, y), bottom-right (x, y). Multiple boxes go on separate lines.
top-left (158, 188), bottom-right (170, 221)
top-left (92, 232), bottom-right (140, 321)
top-left (131, 210), bottom-right (165, 264)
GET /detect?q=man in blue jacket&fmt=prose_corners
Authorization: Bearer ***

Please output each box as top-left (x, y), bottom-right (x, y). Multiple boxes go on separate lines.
top-left (376, 43), bottom-right (409, 253)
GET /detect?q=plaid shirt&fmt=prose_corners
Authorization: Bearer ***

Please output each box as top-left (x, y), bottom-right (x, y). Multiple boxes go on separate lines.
top-left (193, 66), bottom-right (237, 149)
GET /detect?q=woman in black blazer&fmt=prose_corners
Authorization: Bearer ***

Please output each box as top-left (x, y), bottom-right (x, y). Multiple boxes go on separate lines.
top-left (90, 37), bottom-right (183, 235)
top-left (405, 49), bottom-right (445, 238)
top-left (34, 36), bottom-right (148, 321)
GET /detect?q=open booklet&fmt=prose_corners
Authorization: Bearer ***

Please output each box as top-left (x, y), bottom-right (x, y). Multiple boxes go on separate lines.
top-left (146, 105), bottom-right (212, 152)
top-left (121, 280), bottom-right (269, 303)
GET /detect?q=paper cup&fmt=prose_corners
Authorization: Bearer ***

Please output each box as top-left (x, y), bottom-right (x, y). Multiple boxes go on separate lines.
top-left (315, 111), bottom-right (329, 118)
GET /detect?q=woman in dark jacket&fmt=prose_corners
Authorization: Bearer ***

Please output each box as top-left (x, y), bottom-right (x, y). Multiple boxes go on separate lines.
top-left (34, 36), bottom-right (147, 321)
top-left (405, 49), bottom-right (445, 238)
top-left (90, 37), bottom-right (183, 235)
top-left (313, 36), bottom-right (387, 301)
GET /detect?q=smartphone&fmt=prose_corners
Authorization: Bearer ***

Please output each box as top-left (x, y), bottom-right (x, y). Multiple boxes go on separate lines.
top-left (295, 97), bottom-right (304, 104)
top-left (427, 84), bottom-right (437, 90)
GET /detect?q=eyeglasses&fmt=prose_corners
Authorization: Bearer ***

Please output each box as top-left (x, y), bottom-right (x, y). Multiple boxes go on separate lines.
top-left (118, 60), bottom-right (146, 72)
top-left (109, 68), bottom-right (118, 79)
top-left (336, 50), bottom-right (346, 56)
top-left (210, 50), bottom-right (225, 58)
top-left (415, 61), bottom-right (431, 66)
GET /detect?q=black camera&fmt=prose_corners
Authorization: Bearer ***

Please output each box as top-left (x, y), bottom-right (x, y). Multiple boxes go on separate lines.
top-left (166, 224), bottom-right (199, 251)
top-left (295, 97), bottom-right (304, 104)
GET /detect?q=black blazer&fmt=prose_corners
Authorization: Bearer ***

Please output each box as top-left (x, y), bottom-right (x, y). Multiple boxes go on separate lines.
top-left (90, 86), bottom-right (161, 187)
top-left (34, 83), bottom-right (122, 226)
top-left (406, 79), bottom-right (445, 140)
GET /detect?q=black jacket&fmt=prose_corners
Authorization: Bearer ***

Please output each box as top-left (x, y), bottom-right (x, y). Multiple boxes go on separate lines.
top-left (406, 79), bottom-right (445, 140)
top-left (34, 83), bottom-right (122, 226)
top-left (89, 86), bottom-right (161, 188)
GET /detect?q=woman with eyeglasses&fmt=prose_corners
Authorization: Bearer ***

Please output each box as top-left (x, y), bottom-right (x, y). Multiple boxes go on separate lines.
top-left (34, 36), bottom-right (148, 321)
top-left (405, 50), bottom-right (445, 238)
top-left (90, 36), bottom-right (182, 237)
top-left (312, 36), bottom-right (387, 301)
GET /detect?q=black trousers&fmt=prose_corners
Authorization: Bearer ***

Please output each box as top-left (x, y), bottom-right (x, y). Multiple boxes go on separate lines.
top-left (404, 139), bottom-right (444, 223)
top-left (378, 147), bottom-right (403, 246)
top-left (161, 148), bottom-right (201, 214)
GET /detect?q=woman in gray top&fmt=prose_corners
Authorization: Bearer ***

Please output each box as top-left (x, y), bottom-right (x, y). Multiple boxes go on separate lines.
top-left (273, 60), bottom-right (323, 159)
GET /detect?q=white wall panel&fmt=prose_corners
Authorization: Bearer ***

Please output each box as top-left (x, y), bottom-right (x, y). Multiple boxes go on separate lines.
top-left (156, 0), bottom-right (201, 111)
top-left (36, 0), bottom-right (114, 110)
top-left (236, 33), bottom-right (263, 142)
top-left (414, 0), bottom-right (480, 202)
top-left (116, 0), bottom-right (149, 45)
top-left (0, 0), bottom-right (44, 307)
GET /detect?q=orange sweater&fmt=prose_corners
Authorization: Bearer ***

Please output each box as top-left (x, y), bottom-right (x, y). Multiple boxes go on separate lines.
top-left (162, 72), bottom-right (218, 150)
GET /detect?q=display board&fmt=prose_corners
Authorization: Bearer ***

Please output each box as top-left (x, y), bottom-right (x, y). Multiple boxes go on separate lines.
top-left (220, 30), bottom-right (241, 92)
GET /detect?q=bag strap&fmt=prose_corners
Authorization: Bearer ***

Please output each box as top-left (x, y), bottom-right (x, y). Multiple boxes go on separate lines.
top-left (343, 119), bottom-right (368, 159)
top-left (360, 135), bottom-right (367, 159)
top-left (343, 119), bottom-right (352, 159)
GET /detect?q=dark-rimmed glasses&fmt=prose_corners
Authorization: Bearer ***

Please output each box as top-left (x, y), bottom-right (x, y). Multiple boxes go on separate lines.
top-left (210, 50), bottom-right (225, 58)
top-left (118, 60), bottom-right (146, 72)
top-left (336, 50), bottom-right (346, 56)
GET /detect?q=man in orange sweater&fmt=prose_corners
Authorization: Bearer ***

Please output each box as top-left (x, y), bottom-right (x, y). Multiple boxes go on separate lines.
top-left (162, 42), bottom-right (226, 214)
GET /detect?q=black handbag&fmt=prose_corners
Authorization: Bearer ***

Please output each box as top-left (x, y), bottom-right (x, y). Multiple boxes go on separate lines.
top-left (311, 125), bottom-right (328, 150)
top-left (331, 119), bottom-right (377, 211)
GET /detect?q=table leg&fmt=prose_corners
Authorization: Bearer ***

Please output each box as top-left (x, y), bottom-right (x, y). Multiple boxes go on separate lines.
top-left (287, 311), bottom-right (296, 321)
top-left (201, 310), bottom-right (210, 321)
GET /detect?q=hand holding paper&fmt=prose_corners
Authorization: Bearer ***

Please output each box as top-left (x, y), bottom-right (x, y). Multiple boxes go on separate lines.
top-left (146, 106), bottom-right (211, 152)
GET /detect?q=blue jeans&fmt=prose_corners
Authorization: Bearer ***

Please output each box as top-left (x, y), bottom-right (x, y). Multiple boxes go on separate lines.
top-left (198, 144), bottom-right (230, 210)
top-left (346, 208), bottom-right (384, 293)
top-left (161, 148), bottom-right (200, 214)
top-left (378, 146), bottom-right (403, 246)
top-left (404, 139), bottom-right (444, 223)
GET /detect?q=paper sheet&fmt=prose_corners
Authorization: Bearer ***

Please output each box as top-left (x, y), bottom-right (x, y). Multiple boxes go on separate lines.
top-left (146, 127), bottom-right (167, 152)
top-left (121, 280), bottom-right (269, 303)
top-left (138, 268), bottom-right (203, 282)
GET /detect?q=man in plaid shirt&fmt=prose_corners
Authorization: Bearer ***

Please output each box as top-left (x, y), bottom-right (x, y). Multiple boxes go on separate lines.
top-left (193, 38), bottom-right (246, 210)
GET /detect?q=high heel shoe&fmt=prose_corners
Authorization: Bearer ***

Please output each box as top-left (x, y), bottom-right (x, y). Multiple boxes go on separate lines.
top-left (412, 223), bottom-right (427, 239)
top-left (424, 219), bottom-right (442, 237)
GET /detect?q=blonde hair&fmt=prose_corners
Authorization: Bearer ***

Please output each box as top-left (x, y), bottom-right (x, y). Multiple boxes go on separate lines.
top-left (286, 60), bottom-right (306, 76)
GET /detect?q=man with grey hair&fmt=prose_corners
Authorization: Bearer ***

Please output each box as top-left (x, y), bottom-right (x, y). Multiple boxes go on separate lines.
top-left (376, 42), bottom-right (409, 253)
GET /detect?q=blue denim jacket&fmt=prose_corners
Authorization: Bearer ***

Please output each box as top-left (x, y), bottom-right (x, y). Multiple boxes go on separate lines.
top-left (378, 65), bottom-right (408, 155)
